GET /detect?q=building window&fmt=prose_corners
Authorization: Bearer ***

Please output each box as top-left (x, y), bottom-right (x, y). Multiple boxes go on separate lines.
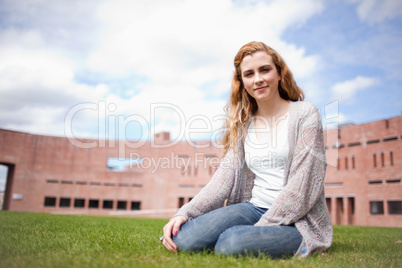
top-left (348, 197), bottom-right (355, 215)
top-left (383, 136), bottom-right (398, 142)
top-left (373, 153), bottom-right (377, 168)
top-left (370, 201), bottom-right (384, 214)
top-left (390, 151), bottom-right (394, 166)
top-left (348, 142), bottom-right (361, 147)
top-left (74, 198), bottom-right (85, 208)
top-left (44, 197), bottom-right (56, 207)
top-left (325, 198), bottom-right (331, 213)
top-left (345, 157), bottom-right (348, 169)
top-left (336, 198), bottom-right (344, 225)
top-left (381, 152), bottom-right (384, 167)
top-left (131, 201), bottom-right (141, 210)
top-left (59, 197), bottom-right (71, 207)
top-left (337, 157), bottom-right (340, 170)
top-left (89, 199), bottom-right (99, 209)
top-left (103, 200), bottom-right (113, 209)
top-left (178, 197), bottom-right (185, 208)
top-left (336, 198), bottom-right (344, 213)
top-left (386, 179), bottom-right (401, 184)
top-left (117, 201), bottom-right (127, 210)
top-left (179, 185), bottom-right (195, 189)
top-left (388, 201), bottom-right (402, 215)
top-left (107, 157), bottom-right (141, 172)
top-left (352, 156), bottom-right (355, 169)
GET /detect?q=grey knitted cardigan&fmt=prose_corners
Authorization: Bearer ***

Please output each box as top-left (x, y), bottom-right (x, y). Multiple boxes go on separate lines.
top-left (174, 101), bottom-right (333, 257)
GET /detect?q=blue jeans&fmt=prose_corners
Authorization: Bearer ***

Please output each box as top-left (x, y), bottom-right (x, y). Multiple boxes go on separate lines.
top-left (172, 202), bottom-right (302, 258)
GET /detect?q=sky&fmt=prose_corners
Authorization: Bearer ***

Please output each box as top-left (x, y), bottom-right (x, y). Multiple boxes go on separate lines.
top-left (0, 165), bottom-right (5, 192)
top-left (0, 0), bottom-right (401, 146)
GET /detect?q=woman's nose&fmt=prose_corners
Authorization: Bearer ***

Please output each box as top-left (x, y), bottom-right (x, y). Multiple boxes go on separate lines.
top-left (254, 72), bottom-right (263, 84)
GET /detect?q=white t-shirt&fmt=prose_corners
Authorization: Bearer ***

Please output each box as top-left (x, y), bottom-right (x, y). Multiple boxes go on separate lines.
top-left (244, 115), bottom-right (289, 209)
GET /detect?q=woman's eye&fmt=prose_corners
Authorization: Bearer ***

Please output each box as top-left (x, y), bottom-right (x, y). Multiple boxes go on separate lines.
top-left (262, 68), bottom-right (270, 72)
top-left (245, 73), bottom-right (253, 77)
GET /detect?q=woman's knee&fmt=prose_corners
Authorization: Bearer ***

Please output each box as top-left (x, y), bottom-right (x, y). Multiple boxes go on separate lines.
top-left (214, 226), bottom-right (245, 256)
top-left (216, 225), bottom-right (303, 258)
top-left (172, 229), bottom-right (212, 252)
top-left (172, 231), bottom-right (195, 252)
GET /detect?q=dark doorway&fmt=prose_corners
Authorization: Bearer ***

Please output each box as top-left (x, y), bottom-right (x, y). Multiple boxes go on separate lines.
top-left (0, 163), bottom-right (15, 211)
top-left (336, 197), bottom-right (344, 225)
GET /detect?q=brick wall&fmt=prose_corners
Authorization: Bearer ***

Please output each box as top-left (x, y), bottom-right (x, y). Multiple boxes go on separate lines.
top-left (324, 116), bottom-right (401, 227)
top-left (0, 116), bottom-right (401, 226)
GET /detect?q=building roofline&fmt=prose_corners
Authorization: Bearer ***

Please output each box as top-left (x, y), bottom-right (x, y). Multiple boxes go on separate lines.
top-left (333, 114), bottom-right (401, 130)
top-left (1, 114), bottom-right (401, 138)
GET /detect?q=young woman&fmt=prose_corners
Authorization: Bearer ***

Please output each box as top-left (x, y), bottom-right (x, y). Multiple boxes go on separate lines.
top-left (160, 41), bottom-right (332, 258)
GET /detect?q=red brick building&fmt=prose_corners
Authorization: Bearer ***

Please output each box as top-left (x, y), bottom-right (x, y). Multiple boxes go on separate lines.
top-left (0, 130), bottom-right (221, 219)
top-left (0, 116), bottom-right (401, 227)
top-left (324, 116), bottom-right (401, 227)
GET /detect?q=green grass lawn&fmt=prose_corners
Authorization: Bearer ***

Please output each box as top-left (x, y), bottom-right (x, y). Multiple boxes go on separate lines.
top-left (0, 211), bottom-right (401, 268)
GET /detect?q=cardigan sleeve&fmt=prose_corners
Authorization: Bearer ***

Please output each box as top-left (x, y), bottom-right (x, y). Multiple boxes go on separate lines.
top-left (172, 148), bottom-right (238, 220)
top-left (255, 103), bottom-right (327, 226)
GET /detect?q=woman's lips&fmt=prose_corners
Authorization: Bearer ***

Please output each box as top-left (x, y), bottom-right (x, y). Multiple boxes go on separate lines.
top-left (254, 86), bottom-right (267, 91)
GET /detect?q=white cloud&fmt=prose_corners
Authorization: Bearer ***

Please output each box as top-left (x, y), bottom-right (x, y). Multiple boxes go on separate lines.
top-left (86, 0), bottom-right (324, 139)
top-left (0, 1), bottom-right (110, 137)
top-left (0, 0), bottom-right (324, 141)
top-left (331, 76), bottom-right (378, 102)
top-left (0, 0), bottom-right (105, 52)
top-left (90, 0), bottom-right (323, 80)
top-left (349, 0), bottom-right (402, 24)
top-left (0, 29), bottom-right (45, 48)
top-left (0, 45), bottom-right (109, 136)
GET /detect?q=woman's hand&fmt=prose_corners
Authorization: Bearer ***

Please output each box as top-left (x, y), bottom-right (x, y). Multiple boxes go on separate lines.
top-left (161, 215), bottom-right (187, 252)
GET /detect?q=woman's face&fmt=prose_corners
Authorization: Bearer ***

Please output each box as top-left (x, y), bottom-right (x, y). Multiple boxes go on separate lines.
top-left (240, 51), bottom-right (281, 103)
